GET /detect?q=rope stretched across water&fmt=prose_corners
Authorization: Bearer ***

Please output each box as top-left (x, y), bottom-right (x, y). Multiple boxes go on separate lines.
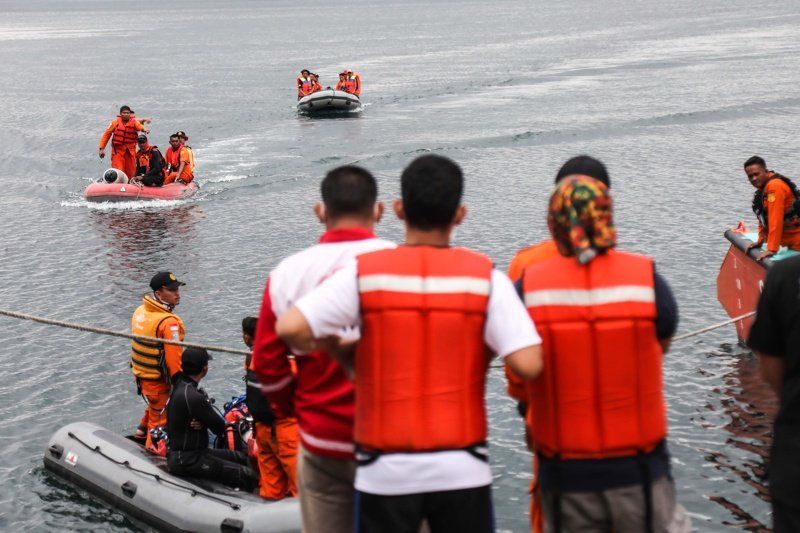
top-left (0, 307), bottom-right (754, 358)
top-left (0, 308), bottom-right (249, 356)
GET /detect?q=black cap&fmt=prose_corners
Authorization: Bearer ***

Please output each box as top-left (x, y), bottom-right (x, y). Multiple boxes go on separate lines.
top-left (149, 271), bottom-right (185, 291)
top-left (182, 347), bottom-right (212, 373)
top-left (175, 130), bottom-right (188, 141)
top-left (137, 133), bottom-right (147, 142)
top-left (555, 155), bottom-right (610, 188)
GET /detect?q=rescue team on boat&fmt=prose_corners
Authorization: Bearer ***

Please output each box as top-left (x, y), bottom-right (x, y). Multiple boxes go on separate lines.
top-left (98, 105), bottom-right (195, 186)
top-left (115, 155), bottom-right (702, 533)
top-left (297, 68), bottom-right (361, 99)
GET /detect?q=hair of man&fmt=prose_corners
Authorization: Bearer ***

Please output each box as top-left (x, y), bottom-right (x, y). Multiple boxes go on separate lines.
top-left (320, 165), bottom-right (378, 220)
top-left (744, 155), bottom-right (766, 169)
top-left (400, 154), bottom-right (463, 230)
top-left (242, 316), bottom-right (257, 337)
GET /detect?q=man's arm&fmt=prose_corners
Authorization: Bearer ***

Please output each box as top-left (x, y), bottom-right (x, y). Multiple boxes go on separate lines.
top-left (188, 387), bottom-right (227, 436)
top-left (159, 319), bottom-right (183, 379)
top-left (765, 182), bottom-right (787, 254)
top-left (757, 352), bottom-right (785, 395)
top-left (98, 120), bottom-right (115, 157)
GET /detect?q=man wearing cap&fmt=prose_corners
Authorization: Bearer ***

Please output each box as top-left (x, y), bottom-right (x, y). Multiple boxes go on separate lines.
top-left (98, 105), bottom-right (151, 180)
top-left (167, 347), bottom-right (259, 491)
top-left (131, 272), bottom-right (186, 448)
top-left (164, 133), bottom-right (195, 185)
top-left (174, 130), bottom-right (196, 177)
top-left (133, 133), bottom-right (166, 187)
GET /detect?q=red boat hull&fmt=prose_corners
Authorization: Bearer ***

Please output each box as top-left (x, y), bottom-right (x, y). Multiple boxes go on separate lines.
top-left (84, 181), bottom-right (198, 203)
top-left (716, 230), bottom-right (768, 343)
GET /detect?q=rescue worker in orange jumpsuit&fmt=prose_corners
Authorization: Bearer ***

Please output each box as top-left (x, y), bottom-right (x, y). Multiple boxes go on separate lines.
top-left (515, 172), bottom-right (690, 533)
top-left (342, 70), bottom-right (361, 97)
top-left (276, 154), bottom-right (544, 533)
top-left (242, 316), bottom-right (299, 500)
top-left (504, 155), bottom-right (611, 533)
top-left (132, 133), bottom-right (166, 187)
top-left (175, 130), bottom-right (195, 178)
top-left (743, 155), bottom-right (800, 261)
top-left (164, 134), bottom-right (195, 184)
top-left (297, 69), bottom-right (322, 99)
top-left (99, 105), bottom-right (151, 179)
top-left (131, 272), bottom-right (186, 449)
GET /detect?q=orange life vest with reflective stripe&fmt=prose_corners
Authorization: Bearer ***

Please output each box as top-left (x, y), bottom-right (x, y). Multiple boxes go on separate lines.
top-left (131, 295), bottom-right (185, 381)
top-left (297, 76), bottom-right (316, 97)
top-left (355, 246), bottom-right (492, 452)
top-left (344, 73), bottom-right (361, 96)
top-left (521, 249), bottom-right (666, 459)
top-left (112, 115), bottom-right (140, 147)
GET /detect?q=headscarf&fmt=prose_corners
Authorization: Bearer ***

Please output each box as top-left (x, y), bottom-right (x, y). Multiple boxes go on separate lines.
top-left (548, 175), bottom-right (616, 265)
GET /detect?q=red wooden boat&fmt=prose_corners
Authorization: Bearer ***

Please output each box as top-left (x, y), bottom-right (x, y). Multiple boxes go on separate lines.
top-left (84, 180), bottom-right (198, 203)
top-left (716, 222), bottom-right (800, 343)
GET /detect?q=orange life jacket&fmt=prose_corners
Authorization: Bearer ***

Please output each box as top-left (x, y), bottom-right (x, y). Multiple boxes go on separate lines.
top-left (522, 249), bottom-right (666, 460)
top-left (297, 76), bottom-right (316, 97)
top-left (111, 115), bottom-right (140, 147)
top-left (344, 73), bottom-right (361, 96)
top-left (165, 145), bottom-right (194, 182)
top-left (355, 246), bottom-right (492, 453)
top-left (137, 145), bottom-right (165, 178)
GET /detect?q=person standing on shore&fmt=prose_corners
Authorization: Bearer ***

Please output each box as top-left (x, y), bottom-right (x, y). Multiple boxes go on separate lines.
top-left (251, 165), bottom-right (393, 532)
top-left (747, 254), bottom-right (800, 532)
top-left (275, 154), bottom-right (543, 533)
top-left (516, 174), bottom-right (689, 533)
top-left (98, 105), bottom-right (150, 179)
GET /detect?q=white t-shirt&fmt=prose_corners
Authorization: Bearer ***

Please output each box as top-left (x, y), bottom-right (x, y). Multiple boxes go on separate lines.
top-left (295, 259), bottom-right (541, 495)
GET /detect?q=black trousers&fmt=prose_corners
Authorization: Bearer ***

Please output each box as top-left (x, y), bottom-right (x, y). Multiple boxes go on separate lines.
top-left (140, 173), bottom-right (164, 187)
top-left (356, 485), bottom-right (494, 533)
top-left (169, 448), bottom-right (258, 492)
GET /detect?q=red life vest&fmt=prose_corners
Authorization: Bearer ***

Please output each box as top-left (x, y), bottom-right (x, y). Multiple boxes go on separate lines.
top-left (521, 249), bottom-right (666, 460)
top-left (297, 76), bottom-right (316, 97)
top-left (111, 115), bottom-right (140, 147)
top-left (355, 246), bottom-right (492, 453)
top-left (344, 73), bottom-right (361, 96)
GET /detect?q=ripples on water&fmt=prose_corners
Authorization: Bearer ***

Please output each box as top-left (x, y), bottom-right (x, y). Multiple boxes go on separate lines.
top-left (1, 0), bottom-right (798, 530)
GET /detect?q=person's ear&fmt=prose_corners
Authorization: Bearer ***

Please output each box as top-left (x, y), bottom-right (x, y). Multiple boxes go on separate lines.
top-left (453, 205), bottom-right (467, 226)
top-left (374, 201), bottom-right (385, 223)
top-left (313, 202), bottom-right (326, 223)
top-left (392, 199), bottom-right (405, 221)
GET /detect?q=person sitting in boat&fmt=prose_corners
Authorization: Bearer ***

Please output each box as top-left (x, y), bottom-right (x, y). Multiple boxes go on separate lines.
top-left (342, 70), bottom-right (361, 97)
top-left (335, 71), bottom-right (348, 91)
top-left (297, 69), bottom-right (322, 99)
top-left (174, 130), bottom-right (196, 177)
top-left (166, 347), bottom-right (259, 492)
top-left (743, 155), bottom-right (800, 261)
top-left (132, 134), bottom-right (166, 187)
top-left (164, 133), bottom-right (195, 185)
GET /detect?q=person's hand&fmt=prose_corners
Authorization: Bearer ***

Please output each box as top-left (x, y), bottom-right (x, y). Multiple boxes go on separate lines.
top-left (143, 128), bottom-right (150, 135)
top-left (757, 250), bottom-right (776, 261)
top-left (745, 241), bottom-right (762, 253)
top-left (190, 418), bottom-right (204, 430)
top-left (99, 149), bottom-right (105, 159)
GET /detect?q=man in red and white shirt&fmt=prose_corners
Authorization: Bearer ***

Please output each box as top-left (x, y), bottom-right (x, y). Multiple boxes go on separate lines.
top-left (251, 165), bottom-right (393, 533)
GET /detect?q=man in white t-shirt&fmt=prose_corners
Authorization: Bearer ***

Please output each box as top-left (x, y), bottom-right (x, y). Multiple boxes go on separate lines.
top-left (277, 154), bottom-right (543, 533)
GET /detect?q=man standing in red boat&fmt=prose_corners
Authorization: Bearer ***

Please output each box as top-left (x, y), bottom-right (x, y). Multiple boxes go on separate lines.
top-left (743, 155), bottom-right (800, 260)
top-left (747, 254), bottom-right (800, 532)
top-left (98, 105), bottom-right (150, 180)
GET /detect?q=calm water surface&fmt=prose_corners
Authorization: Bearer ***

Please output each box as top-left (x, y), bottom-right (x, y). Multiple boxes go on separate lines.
top-left (1, 0), bottom-right (798, 530)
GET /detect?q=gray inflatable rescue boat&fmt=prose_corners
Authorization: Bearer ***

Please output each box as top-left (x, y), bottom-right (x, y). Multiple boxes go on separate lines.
top-left (43, 422), bottom-right (301, 532)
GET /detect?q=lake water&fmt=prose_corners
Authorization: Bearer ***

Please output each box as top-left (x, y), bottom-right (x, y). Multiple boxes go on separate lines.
top-left (1, 0), bottom-right (798, 530)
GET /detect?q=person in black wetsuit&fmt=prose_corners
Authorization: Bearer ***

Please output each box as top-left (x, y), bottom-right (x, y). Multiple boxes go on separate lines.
top-left (166, 347), bottom-right (259, 491)
top-left (133, 133), bottom-right (166, 187)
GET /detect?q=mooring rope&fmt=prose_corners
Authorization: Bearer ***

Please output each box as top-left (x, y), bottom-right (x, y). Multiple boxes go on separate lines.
top-left (0, 308), bottom-right (755, 359)
top-left (0, 308), bottom-right (249, 356)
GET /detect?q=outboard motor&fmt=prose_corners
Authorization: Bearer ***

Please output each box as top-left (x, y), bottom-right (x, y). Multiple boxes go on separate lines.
top-left (102, 168), bottom-right (128, 184)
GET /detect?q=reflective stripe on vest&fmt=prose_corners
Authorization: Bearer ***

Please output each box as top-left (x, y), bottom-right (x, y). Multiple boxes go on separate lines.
top-left (130, 296), bottom-right (184, 381)
top-left (355, 246), bottom-right (492, 453)
top-left (522, 249), bottom-right (666, 460)
top-left (112, 116), bottom-right (139, 147)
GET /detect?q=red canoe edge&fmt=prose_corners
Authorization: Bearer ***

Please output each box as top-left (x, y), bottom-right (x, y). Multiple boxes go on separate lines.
top-left (84, 181), bottom-right (198, 203)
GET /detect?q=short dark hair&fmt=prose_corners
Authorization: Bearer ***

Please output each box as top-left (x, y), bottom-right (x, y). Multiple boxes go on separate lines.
top-left (242, 316), bottom-right (257, 337)
top-left (744, 155), bottom-right (766, 169)
top-left (119, 105), bottom-right (132, 113)
top-left (321, 165), bottom-right (378, 219)
top-left (400, 155), bottom-right (463, 230)
top-left (169, 134), bottom-right (180, 141)
top-left (555, 155), bottom-right (610, 188)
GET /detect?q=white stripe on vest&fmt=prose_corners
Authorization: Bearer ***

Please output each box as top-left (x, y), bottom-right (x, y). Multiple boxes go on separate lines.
top-left (524, 285), bottom-right (655, 307)
top-left (359, 275), bottom-right (491, 296)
